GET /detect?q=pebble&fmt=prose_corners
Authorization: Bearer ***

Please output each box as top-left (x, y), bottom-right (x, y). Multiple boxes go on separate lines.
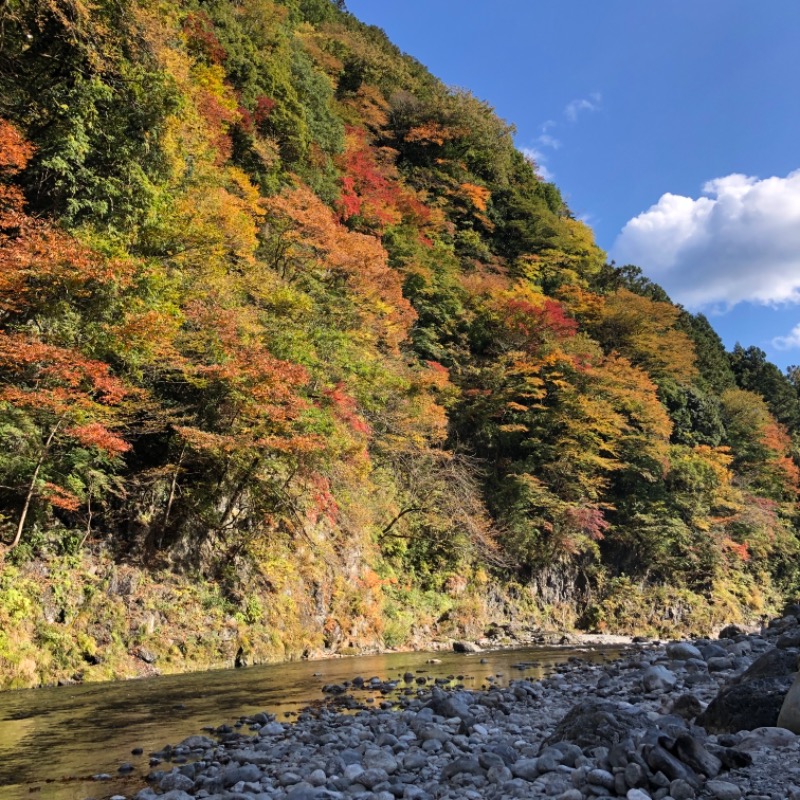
top-left (119, 614), bottom-right (800, 800)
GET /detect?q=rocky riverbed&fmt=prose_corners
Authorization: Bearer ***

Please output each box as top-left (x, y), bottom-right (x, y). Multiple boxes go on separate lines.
top-left (126, 610), bottom-right (800, 800)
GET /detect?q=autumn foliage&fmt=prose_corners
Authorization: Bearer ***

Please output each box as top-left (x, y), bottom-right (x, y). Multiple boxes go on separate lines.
top-left (0, 0), bottom-right (798, 643)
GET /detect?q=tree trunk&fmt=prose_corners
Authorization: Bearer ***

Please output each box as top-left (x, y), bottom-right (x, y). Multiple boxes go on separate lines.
top-left (9, 417), bottom-right (64, 550)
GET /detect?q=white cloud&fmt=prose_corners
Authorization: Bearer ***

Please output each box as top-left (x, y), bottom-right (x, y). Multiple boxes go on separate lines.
top-left (537, 133), bottom-right (562, 150)
top-left (521, 146), bottom-right (554, 181)
top-left (613, 170), bottom-right (800, 309)
top-left (773, 324), bottom-right (800, 351)
top-left (564, 93), bottom-right (602, 122)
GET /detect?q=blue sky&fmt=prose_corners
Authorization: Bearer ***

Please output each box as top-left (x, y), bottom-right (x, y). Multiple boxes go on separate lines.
top-left (345, 1), bottom-right (800, 370)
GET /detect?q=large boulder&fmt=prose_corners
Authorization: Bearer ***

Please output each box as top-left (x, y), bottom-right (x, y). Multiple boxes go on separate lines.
top-left (545, 699), bottom-right (650, 749)
top-left (696, 676), bottom-right (793, 733)
top-left (777, 673), bottom-right (800, 734)
top-left (733, 647), bottom-right (798, 683)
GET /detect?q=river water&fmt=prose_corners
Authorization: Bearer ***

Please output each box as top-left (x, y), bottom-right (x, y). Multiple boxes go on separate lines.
top-left (0, 643), bottom-right (625, 800)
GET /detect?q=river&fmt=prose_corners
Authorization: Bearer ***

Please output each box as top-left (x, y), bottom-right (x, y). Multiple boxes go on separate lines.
top-left (0, 642), bottom-right (626, 800)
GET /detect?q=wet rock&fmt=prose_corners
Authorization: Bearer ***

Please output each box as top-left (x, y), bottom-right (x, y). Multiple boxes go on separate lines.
top-left (179, 734), bottom-right (215, 750)
top-left (452, 641), bottom-right (482, 653)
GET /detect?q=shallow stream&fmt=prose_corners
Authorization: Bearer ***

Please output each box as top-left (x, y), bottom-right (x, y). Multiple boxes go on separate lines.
top-left (0, 643), bottom-right (626, 800)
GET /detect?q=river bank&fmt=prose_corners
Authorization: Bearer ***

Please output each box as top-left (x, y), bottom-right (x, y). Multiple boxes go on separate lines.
top-left (2, 547), bottom-right (770, 692)
top-left (128, 610), bottom-right (800, 800)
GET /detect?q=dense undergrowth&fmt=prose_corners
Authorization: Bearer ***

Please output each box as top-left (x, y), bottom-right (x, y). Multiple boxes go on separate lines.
top-left (0, 0), bottom-right (798, 688)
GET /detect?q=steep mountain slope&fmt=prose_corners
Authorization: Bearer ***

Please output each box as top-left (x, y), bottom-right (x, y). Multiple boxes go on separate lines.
top-left (0, 0), bottom-right (798, 687)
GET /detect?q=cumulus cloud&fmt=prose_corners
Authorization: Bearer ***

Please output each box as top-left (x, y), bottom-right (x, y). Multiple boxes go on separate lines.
top-left (564, 93), bottom-right (602, 122)
top-left (773, 324), bottom-right (800, 351)
top-left (613, 170), bottom-right (800, 309)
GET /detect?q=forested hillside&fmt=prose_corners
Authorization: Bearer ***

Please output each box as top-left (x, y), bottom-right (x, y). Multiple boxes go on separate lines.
top-left (1, 0), bottom-right (799, 688)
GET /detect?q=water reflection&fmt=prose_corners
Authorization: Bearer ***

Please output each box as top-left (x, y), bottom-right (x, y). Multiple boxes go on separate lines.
top-left (0, 644), bottom-right (624, 800)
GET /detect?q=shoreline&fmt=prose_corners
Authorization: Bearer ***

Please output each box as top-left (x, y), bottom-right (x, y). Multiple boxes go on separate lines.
top-left (126, 613), bottom-right (800, 800)
top-left (0, 629), bottom-right (639, 694)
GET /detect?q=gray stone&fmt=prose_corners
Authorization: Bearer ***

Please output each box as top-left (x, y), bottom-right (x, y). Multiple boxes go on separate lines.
top-left (671, 734), bottom-right (721, 778)
top-left (705, 780), bottom-right (743, 800)
top-left (670, 778), bottom-right (695, 799)
top-left (308, 769), bottom-right (327, 786)
top-left (511, 758), bottom-right (539, 781)
top-left (343, 763), bottom-right (365, 783)
top-left (486, 764), bottom-right (513, 783)
top-left (478, 752), bottom-right (506, 771)
top-left (222, 764), bottom-right (261, 787)
top-left (179, 735), bottom-right (215, 750)
top-left (259, 721), bottom-right (285, 736)
top-left (666, 642), bottom-right (703, 661)
top-left (644, 745), bottom-right (699, 788)
top-left (706, 657), bottom-right (734, 672)
top-left (737, 725), bottom-right (798, 749)
top-left (286, 788), bottom-right (324, 800)
top-left (159, 773), bottom-right (195, 792)
top-left (777, 631), bottom-right (800, 649)
top-left (624, 762), bottom-right (648, 789)
top-left (627, 791), bottom-right (652, 800)
top-left (642, 665), bottom-right (677, 692)
top-left (587, 768), bottom-right (615, 789)
top-left (440, 756), bottom-right (483, 780)
top-left (778, 671), bottom-right (800, 733)
top-left (669, 694), bottom-right (703, 720)
top-left (363, 750), bottom-right (398, 774)
top-left (700, 644), bottom-right (729, 659)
